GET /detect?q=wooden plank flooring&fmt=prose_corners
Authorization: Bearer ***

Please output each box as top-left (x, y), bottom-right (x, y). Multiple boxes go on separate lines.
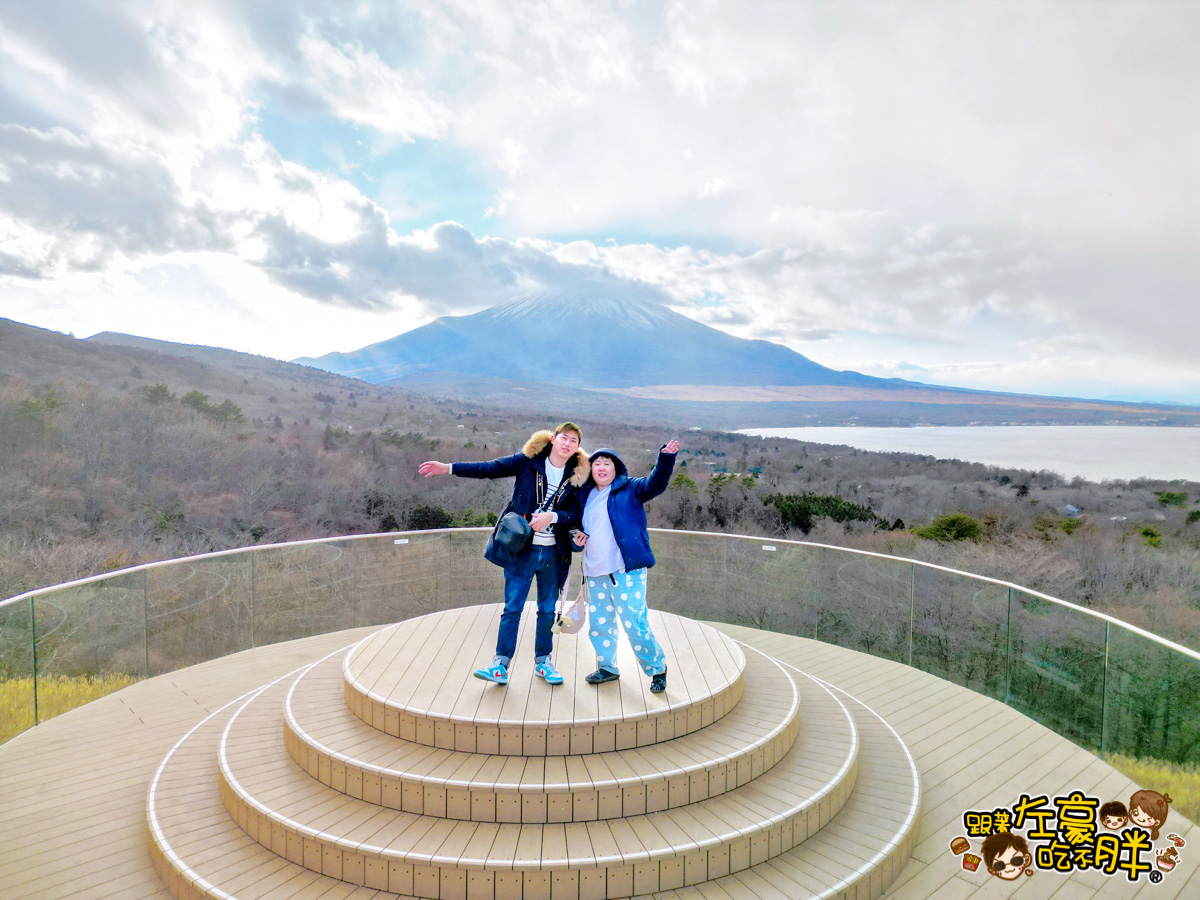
top-left (717, 626), bottom-right (1199, 900)
top-left (204, 656), bottom-right (853, 887)
top-left (342, 605), bottom-right (745, 755)
top-left (0, 621), bottom-right (1194, 899)
top-left (0, 626), bottom-right (379, 900)
top-left (281, 644), bottom-right (798, 823)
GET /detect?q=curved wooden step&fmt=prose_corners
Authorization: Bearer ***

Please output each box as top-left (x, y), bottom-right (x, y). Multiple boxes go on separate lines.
top-left (342, 605), bottom-right (746, 755)
top-left (148, 686), bottom-right (407, 900)
top-left (278, 641), bottom-right (798, 822)
top-left (655, 654), bottom-right (922, 900)
top-left (217, 666), bottom-right (857, 899)
top-left (147, 643), bottom-right (918, 900)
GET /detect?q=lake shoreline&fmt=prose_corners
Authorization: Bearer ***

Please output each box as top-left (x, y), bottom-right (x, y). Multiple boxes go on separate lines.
top-left (739, 425), bottom-right (1200, 483)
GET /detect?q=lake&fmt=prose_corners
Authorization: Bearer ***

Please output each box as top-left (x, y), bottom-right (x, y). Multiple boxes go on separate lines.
top-left (738, 425), bottom-right (1200, 483)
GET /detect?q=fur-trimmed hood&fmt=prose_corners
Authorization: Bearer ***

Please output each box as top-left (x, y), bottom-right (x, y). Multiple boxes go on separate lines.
top-left (522, 430), bottom-right (590, 487)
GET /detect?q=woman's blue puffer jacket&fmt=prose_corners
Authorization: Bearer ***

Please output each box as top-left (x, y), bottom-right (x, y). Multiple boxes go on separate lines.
top-left (576, 445), bottom-right (676, 571)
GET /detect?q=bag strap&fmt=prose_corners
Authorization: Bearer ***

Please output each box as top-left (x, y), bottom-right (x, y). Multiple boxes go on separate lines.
top-left (535, 475), bottom-right (570, 514)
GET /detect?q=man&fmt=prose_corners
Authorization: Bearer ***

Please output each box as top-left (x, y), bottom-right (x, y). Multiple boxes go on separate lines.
top-left (419, 423), bottom-right (588, 685)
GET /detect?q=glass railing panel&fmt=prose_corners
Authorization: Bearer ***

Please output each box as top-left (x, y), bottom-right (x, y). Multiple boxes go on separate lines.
top-left (646, 530), bottom-right (729, 621)
top-left (809, 550), bottom-right (912, 664)
top-left (351, 531), bottom-right (466, 626)
top-left (246, 541), bottom-right (353, 645)
top-left (8, 527), bottom-right (1200, 768)
top-left (1104, 626), bottom-right (1200, 763)
top-left (911, 567), bottom-right (1009, 700)
top-left (146, 554), bottom-right (251, 676)
top-left (0, 599), bottom-right (35, 744)
top-left (719, 539), bottom-right (822, 638)
top-left (443, 529), bottom-right (506, 611)
top-left (30, 570), bottom-right (147, 719)
top-left (1007, 589), bottom-right (1107, 750)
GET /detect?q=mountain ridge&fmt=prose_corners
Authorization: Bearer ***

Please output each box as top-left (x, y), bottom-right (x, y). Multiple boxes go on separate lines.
top-left (2, 314), bottom-right (1193, 428)
top-left (292, 290), bottom-right (1168, 409)
top-left (294, 289), bottom-right (889, 390)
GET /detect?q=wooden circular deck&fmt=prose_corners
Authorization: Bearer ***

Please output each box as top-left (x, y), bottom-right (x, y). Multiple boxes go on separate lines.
top-left (152, 607), bottom-right (879, 900)
top-left (1, 614), bottom-right (1195, 899)
top-left (342, 606), bottom-right (746, 755)
top-left (286, 641), bottom-right (796, 822)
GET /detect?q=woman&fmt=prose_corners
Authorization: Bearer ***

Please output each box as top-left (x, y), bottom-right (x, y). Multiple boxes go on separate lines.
top-left (572, 440), bottom-right (678, 693)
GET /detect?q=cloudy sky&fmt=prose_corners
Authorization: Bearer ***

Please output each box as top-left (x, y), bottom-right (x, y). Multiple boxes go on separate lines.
top-left (1, 1), bottom-right (1198, 403)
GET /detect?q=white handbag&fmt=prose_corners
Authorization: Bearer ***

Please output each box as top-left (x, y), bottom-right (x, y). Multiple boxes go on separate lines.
top-left (552, 580), bottom-right (588, 635)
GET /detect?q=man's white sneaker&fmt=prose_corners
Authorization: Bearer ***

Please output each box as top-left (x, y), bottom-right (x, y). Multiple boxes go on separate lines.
top-left (473, 663), bottom-right (509, 684)
top-left (534, 660), bottom-right (563, 685)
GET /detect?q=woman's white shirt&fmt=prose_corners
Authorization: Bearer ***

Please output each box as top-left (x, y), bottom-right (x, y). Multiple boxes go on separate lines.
top-left (581, 486), bottom-right (624, 576)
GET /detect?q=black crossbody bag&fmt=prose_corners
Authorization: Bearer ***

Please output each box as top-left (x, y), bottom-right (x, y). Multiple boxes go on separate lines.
top-left (492, 470), bottom-right (570, 553)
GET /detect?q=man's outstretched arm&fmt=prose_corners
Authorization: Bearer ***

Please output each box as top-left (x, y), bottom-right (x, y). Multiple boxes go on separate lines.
top-left (419, 452), bottom-right (525, 480)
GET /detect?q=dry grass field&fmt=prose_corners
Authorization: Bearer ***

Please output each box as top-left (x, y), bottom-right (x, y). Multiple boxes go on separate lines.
top-left (0, 672), bottom-right (140, 743)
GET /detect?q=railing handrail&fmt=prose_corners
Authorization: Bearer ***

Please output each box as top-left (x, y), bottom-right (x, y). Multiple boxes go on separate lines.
top-left (654, 528), bottom-right (1200, 665)
top-left (0, 527), bottom-right (489, 610)
top-left (3, 526), bottom-right (1197, 665)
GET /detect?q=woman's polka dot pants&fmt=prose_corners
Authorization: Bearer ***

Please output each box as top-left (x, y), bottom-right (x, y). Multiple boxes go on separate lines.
top-left (586, 568), bottom-right (666, 677)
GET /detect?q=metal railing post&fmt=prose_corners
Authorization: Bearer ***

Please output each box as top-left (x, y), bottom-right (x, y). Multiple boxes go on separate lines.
top-left (351, 540), bottom-right (360, 628)
top-left (250, 553), bottom-right (256, 649)
top-left (29, 597), bottom-right (39, 724)
top-left (143, 570), bottom-right (149, 678)
top-left (1100, 622), bottom-right (1109, 760)
top-left (812, 547), bottom-right (820, 640)
top-left (907, 563), bottom-right (915, 667)
top-left (721, 540), bottom-right (729, 623)
top-left (1004, 587), bottom-right (1013, 706)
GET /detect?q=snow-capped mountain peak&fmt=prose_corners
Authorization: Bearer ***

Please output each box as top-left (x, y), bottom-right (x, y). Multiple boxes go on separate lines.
top-left (487, 289), bottom-right (673, 330)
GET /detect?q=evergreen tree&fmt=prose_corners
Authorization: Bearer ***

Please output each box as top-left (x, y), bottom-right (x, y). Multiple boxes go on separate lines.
top-left (140, 383), bottom-right (175, 405)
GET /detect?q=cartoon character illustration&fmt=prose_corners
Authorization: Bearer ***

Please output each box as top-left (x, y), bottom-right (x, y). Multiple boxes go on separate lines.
top-left (981, 831), bottom-right (1031, 881)
top-left (1099, 800), bottom-right (1128, 830)
top-left (1129, 789), bottom-right (1172, 841)
top-left (1156, 846), bottom-right (1180, 872)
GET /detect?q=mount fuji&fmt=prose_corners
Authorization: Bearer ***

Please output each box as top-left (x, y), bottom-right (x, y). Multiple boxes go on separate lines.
top-left (291, 291), bottom-right (1200, 426)
top-left (294, 290), bottom-right (886, 390)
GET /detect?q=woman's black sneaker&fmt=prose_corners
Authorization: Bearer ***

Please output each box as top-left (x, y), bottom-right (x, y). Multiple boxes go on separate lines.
top-left (650, 670), bottom-right (667, 693)
top-left (585, 668), bottom-right (619, 684)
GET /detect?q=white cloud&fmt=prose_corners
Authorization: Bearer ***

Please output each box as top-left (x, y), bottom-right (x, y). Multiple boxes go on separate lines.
top-left (0, 3), bottom-right (266, 155)
top-left (197, 137), bottom-right (379, 244)
top-left (297, 33), bottom-right (450, 140)
top-left (496, 136), bottom-right (528, 178)
top-left (0, 250), bottom-right (427, 360)
top-left (698, 175), bottom-right (732, 200)
top-left (0, 123), bottom-right (233, 274)
top-left (860, 353), bottom-right (1200, 406)
top-left (0, 1), bottom-right (1198, 404)
top-left (552, 240), bottom-right (600, 266)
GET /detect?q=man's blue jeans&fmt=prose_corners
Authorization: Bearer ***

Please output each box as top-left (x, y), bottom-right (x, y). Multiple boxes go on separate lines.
top-left (494, 544), bottom-right (559, 665)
